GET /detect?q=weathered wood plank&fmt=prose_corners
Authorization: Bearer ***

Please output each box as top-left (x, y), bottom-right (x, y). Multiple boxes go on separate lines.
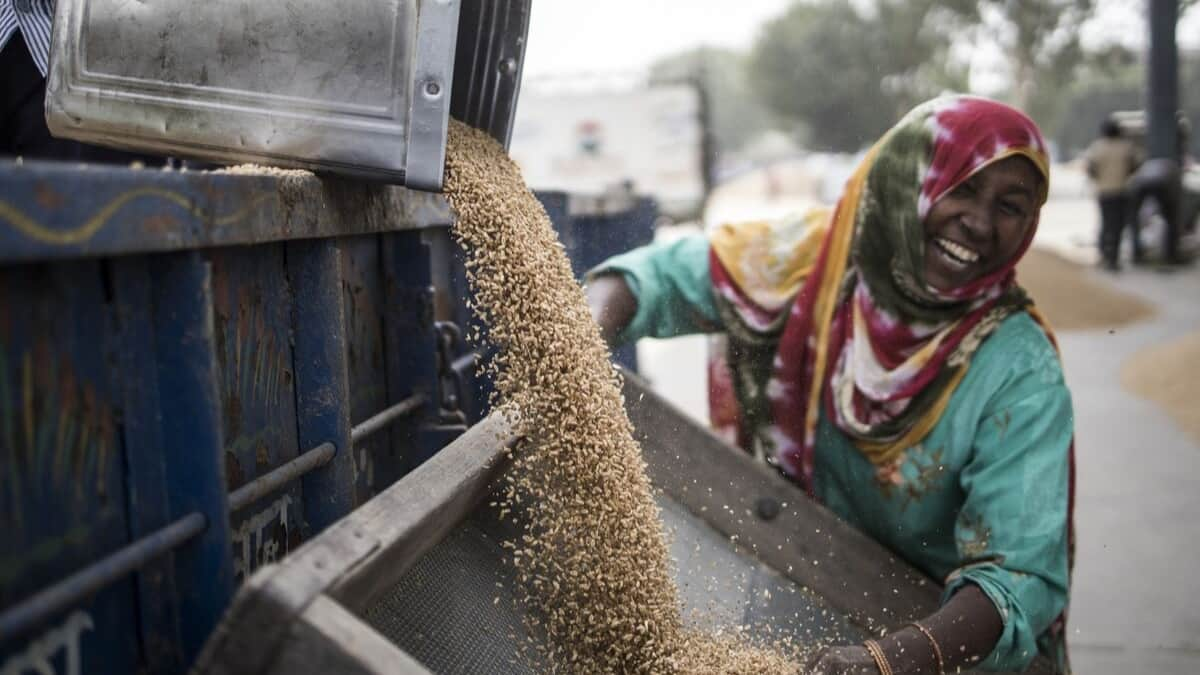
top-left (266, 595), bottom-right (432, 675)
top-left (326, 410), bottom-right (517, 610)
top-left (288, 239), bottom-right (357, 534)
top-left (0, 161), bottom-right (451, 263)
top-left (193, 409), bottom-right (516, 675)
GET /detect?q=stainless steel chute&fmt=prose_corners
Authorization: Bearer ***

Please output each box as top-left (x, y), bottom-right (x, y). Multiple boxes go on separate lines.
top-left (44, 0), bottom-right (530, 191)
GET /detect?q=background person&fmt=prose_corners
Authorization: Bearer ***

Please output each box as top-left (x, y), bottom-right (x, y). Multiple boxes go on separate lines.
top-left (1085, 117), bottom-right (1142, 270)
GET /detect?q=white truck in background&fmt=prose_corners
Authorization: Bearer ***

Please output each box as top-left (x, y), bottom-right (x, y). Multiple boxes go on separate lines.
top-left (508, 82), bottom-right (710, 223)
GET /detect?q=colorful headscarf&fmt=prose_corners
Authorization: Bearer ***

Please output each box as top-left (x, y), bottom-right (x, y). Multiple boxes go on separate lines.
top-left (708, 95), bottom-right (1052, 488)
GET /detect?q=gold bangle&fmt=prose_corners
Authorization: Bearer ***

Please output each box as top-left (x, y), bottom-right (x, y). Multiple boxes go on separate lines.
top-left (907, 621), bottom-right (946, 675)
top-left (863, 639), bottom-right (895, 675)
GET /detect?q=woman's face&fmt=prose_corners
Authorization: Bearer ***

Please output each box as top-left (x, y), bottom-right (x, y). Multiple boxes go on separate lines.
top-left (922, 156), bottom-right (1042, 292)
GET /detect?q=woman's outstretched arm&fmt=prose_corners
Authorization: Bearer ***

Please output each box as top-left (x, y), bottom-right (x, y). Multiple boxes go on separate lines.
top-left (586, 273), bottom-right (638, 344)
top-left (807, 583), bottom-right (1002, 674)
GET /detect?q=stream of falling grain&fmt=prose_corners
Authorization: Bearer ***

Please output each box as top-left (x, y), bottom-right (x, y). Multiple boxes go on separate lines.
top-left (444, 121), bottom-right (803, 673)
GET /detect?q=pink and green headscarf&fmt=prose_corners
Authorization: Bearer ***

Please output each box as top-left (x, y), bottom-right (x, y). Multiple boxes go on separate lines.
top-left (708, 95), bottom-right (1052, 487)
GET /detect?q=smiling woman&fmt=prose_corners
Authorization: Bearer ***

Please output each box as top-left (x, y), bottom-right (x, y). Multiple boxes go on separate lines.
top-left (586, 95), bottom-right (1075, 675)
top-left (924, 157), bottom-right (1042, 292)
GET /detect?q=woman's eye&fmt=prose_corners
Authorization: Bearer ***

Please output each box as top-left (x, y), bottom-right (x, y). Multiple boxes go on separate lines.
top-left (999, 201), bottom-right (1026, 217)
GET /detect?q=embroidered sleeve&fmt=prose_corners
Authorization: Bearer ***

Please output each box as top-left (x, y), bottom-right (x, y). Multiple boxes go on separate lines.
top-left (944, 382), bottom-right (1072, 671)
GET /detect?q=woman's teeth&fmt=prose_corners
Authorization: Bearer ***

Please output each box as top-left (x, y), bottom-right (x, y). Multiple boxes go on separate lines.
top-left (934, 236), bottom-right (980, 266)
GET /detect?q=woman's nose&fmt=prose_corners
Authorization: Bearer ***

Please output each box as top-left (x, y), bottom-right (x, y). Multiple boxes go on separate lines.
top-left (960, 203), bottom-right (993, 241)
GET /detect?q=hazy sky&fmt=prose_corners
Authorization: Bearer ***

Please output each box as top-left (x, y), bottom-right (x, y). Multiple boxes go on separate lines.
top-left (522, 0), bottom-right (1200, 84)
top-left (522, 0), bottom-right (793, 79)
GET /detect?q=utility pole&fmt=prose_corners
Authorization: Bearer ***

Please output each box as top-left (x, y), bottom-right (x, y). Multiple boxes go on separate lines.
top-left (1146, 0), bottom-right (1179, 161)
top-left (1144, 0), bottom-right (1183, 262)
top-left (694, 52), bottom-right (717, 207)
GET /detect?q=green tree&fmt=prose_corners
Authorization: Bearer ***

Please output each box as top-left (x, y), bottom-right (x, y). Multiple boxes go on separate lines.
top-left (1054, 46), bottom-right (1200, 160)
top-left (973, 0), bottom-right (1096, 128)
top-left (1043, 3), bottom-right (1200, 158)
top-left (1053, 44), bottom-right (1142, 157)
top-left (748, 1), bottom-right (974, 152)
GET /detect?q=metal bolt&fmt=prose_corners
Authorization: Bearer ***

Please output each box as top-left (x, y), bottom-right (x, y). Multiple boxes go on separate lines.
top-left (499, 57), bottom-right (518, 76)
top-left (755, 496), bottom-right (781, 521)
top-left (423, 80), bottom-right (443, 100)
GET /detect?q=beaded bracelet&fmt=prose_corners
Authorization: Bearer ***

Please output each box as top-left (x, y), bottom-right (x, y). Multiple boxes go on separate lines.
top-left (863, 639), bottom-right (894, 675)
top-left (907, 621), bottom-right (946, 675)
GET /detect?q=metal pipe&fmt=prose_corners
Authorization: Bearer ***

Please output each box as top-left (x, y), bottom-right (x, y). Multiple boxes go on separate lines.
top-left (450, 350), bottom-right (479, 377)
top-left (228, 442), bottom-right (336, 513)
top-left (350, 393), bottom-right (427, 444)
top-left (0, 512), bottom-right (207, 642)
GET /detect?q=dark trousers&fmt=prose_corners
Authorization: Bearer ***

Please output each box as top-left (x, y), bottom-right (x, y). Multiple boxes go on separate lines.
top-left (1, 33), bottom-right (162, 164)
top-left (1098, 192), bottom-right (1137, 266)
top-left (1132, 181), bottom-right (1183, 263)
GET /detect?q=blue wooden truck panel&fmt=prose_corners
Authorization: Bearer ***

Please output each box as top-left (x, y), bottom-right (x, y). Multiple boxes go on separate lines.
top-left (0, 261), bottom-right (140, 674)
top-left (0, 163), bottom-right (452, 674)
top-left (341, 236), bottom-right (394, 500)
top-left (208, 245), bottom-right (305, 583)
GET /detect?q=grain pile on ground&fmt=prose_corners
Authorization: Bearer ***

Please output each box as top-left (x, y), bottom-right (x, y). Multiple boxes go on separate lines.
top-left (1017, 248), bottom-right (1155, 331)
top-left (1121, 329), bottom-right (1200, 445)
top-left (443, 120), bottom-right (803, 673)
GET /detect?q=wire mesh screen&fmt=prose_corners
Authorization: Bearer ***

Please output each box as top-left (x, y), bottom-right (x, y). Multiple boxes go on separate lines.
top-left (361, 497), bottom-right (864, 674)
top-left (659, 498), bottom-right (864, 645)
top-left (362, 521), bottom-right (543, 674)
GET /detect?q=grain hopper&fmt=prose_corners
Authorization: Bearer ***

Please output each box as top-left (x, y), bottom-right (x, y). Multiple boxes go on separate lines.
top-left (44, 0), bottom-right (527, 191)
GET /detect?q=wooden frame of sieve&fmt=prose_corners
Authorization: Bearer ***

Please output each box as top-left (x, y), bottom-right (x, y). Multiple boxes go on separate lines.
top-left (190, 373), bottom-right (1053, 675)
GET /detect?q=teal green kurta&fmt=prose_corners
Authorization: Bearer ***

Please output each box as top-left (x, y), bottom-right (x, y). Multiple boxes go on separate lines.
top-left (596, 234), bottom-right (1072, 672)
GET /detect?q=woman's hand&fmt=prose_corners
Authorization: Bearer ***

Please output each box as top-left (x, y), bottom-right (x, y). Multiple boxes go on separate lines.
top-left (805, 585), bottom-right (1004, 675)
top-left (805, 645), bottom-right (879, 674)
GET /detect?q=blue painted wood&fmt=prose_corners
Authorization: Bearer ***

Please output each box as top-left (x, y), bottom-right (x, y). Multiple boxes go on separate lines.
top-left (561, 198), bottom-right (657, 280)
top-left (147, 252), bottom-right (235, 664)
top-left (339, 236), bottom-right (394, 498)
top-left (109, 257), bottom-right (185, 673)
top-left (422, 225), bottom-right (492, 425)
top-left (535, 191), bottom-right (571, 255)
top-left (534, 191), bottom-right (657, 372)
top-left (0, 162), bottom-right (509, 672)
top-left (286, 240), bottom-right (355, 532)
top-left (0, 260), bottom-right (141, 673)
top-left (0, 161), bottom-right (452, 264)
top-left (380, 231), bottom-right (439, 478)
top-left (207, 246), bottom-right (304, 584)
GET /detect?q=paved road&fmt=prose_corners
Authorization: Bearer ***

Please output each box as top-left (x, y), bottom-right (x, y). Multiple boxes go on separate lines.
top-left (633, 197), bottom-right (1200, 673)
top-left (1061, 260), bottom-right (1200, 674)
